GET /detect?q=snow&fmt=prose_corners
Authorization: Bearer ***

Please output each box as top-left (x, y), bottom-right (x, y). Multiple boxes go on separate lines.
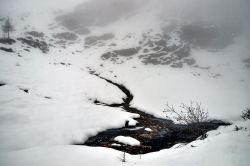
top-left (0, 121), bottom-right (249, 166)
top-left (128, 119), bottom-right (138, 126)
top-left (96, 45), bottom-right (250, 120)
top-left (0, 0), bottom-right (250, 165)
top-left (0, 51), bottom-right (136, 150)
top-left (114, 136), bottom-right (140, 146)
top-left (145, 128), bottom-right (153, 132)
top-left (111, 143), bottom-right (121, 147)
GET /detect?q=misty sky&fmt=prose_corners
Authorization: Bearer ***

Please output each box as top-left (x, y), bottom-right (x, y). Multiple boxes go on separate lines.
top-left (0, 0), bottom-right (249, 39)
top-left (1, 0), bottom-right (249, 21)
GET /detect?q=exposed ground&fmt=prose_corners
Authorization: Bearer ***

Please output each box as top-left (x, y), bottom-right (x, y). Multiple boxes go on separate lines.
top-left (80, 70), bottom-right (230, 154)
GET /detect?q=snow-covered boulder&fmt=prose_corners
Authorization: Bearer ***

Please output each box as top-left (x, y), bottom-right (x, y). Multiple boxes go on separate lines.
top-left (114, 136), bottom-right (140, 146)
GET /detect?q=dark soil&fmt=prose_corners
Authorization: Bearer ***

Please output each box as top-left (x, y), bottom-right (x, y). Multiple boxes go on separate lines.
top-left (19, 88), bottom-right (29, 93)
top-left (0, 82), bottom-right (6, 86)
top-left (53, 32), bottom-right (78, 41)
top-left (0, 47), bottom-right (14, 52)
top-left (0, 38), bottom-right (16, 45)
top-left (85, 33), bottom-right (114, 47)
top-left (100, 33), bottom-right (196, 68)
top-left (26, 31), bottom-right (44, 38)
top-left (77, 70), bottom-right (230, 154)
top-left (17, 37), bottom-right (49, 53)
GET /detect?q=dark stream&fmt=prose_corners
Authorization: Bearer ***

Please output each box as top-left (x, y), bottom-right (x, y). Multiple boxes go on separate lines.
top-left (76, 70), bottom-right (230, 154)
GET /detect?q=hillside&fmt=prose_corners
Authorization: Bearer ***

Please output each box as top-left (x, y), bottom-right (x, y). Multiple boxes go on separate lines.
top-left (0, 0), bottom-right (250, 165)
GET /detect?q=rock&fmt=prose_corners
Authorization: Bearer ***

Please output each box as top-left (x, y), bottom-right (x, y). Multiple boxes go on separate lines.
top-left (19, 88), bottom-right (29, 93)
top-left (26, 31), bottom-right (44, 38)
top-left (0, 82), bottom-right (6, 86)
top-left (53, 32), bottom-right (78, 41)
top-left (85, 33), bottom-right (114, 47)
top-left (114, 48), bottom-right (140, 56)
top-left (74, 27), bottom-right (90, 35)
top-left (0, 38), bottom-right (16, 45)
top-left (101, 47), bottom-right (140, 63)
top-left (100, 31), bottom-right (195, 68)
top-left (17, 37), bottom-right (49, 53)
top-left (0, 47), bottom-right (14, 52)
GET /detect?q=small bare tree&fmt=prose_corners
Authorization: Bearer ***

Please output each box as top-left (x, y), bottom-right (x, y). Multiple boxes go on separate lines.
top-left (164, 101), bottom-right (209, 126)
top-left (1, 17), bottom-right (14, 40)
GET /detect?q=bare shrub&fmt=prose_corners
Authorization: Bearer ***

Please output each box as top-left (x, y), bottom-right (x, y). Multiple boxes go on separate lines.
top-left (241, 108), bottom-right (250, 120)
top-left (234, 125), bottom-right (243, 131)
top-left (164, 102), bottom-right (209, 126)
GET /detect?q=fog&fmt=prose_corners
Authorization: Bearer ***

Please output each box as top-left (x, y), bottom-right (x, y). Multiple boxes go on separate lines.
top-left (154, 0), bottom-right (250, 34)
top-left (1, 0), bottom-right (249, 31)
top-left (50, 0), bottom-right (250, 37)
top-left (0, 0), bottom-right (249, 55)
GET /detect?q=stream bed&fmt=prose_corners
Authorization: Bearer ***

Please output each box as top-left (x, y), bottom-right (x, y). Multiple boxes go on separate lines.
top-left (76, 70), bottom-right (230, 154)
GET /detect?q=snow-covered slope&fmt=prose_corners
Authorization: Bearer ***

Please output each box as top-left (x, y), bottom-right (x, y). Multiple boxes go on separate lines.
top-left (1, 121), bottom-right (250, 166)
top-left (0, 0), bottom-right (250, 165)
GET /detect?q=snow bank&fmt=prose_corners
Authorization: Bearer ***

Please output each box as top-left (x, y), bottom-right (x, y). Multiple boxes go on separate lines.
top-left (0, 121), bottom-right (249, 166)
top-left (114, 136), bottom-right (140, 146)
top-left (128, 119), bottom-right (138, 126)
top-left (145, 128), bottom-right (153, 132)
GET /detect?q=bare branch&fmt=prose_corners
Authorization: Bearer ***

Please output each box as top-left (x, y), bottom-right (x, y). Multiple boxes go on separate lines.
top-left (164, 101), bottom-right (209, 125)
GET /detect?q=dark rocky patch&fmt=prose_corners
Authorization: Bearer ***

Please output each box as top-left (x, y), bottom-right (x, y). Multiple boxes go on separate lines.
top-left (17, 37), bottom-right (49, 53)
top-left (209, 73), bottom-right (222, 78)
top-left (192, 72), bottom-right (201, 77)
top-left (101, 47), bottom-right (140, 63)
top-left (52, 62), bottom-right (72, 66)
top-left (74, 27), bottom-right (90, 35)
top-left (26, 31), bottom-right (44, 38)
top-left (53, 32), bottom-right (78, 41)
top-left (60, 62), bottom-right (71, 66)
top-left (242, 58), bottom-right (250, 68)
top-left (183, 58), bottom-right (196, 66)
top-left (114, 48), bottom-right (140, 56)
top-left (0, 82), bottom-right (6, 86)
top-left (0, 38), bottom-right (16, 45)
top-left (198, 66), bottom-right (211, 70)
top-left (19, 88), bottom-right (29, 93)
top-left (24, 48), bottom-right (30, 52)
top-left (101, 32), bottom-right (195, 68)
top-left (0, 47), bottom-right (14, 52)
top-left (79, 70), bottom-right (230, 154)
top-left (139, 44), bottom-right (191, 66)
top-left (109, 43), bottom-right (117, 47)
top-left (136, 32), bottom-right (193, 66)
top-left (85, 33), bottom-right (114, 48)
top-left (54, 40), bottom-right (67, 45)
top-left (96, 22), bottom-right (234, 68)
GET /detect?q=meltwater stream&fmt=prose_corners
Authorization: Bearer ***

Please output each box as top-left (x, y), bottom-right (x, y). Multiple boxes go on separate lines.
top-left (76, 69), bottom-right (230, 154)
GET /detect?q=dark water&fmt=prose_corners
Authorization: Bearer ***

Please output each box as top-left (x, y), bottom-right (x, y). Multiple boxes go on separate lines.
top-left (77, 70), bottom-right (230, 154)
